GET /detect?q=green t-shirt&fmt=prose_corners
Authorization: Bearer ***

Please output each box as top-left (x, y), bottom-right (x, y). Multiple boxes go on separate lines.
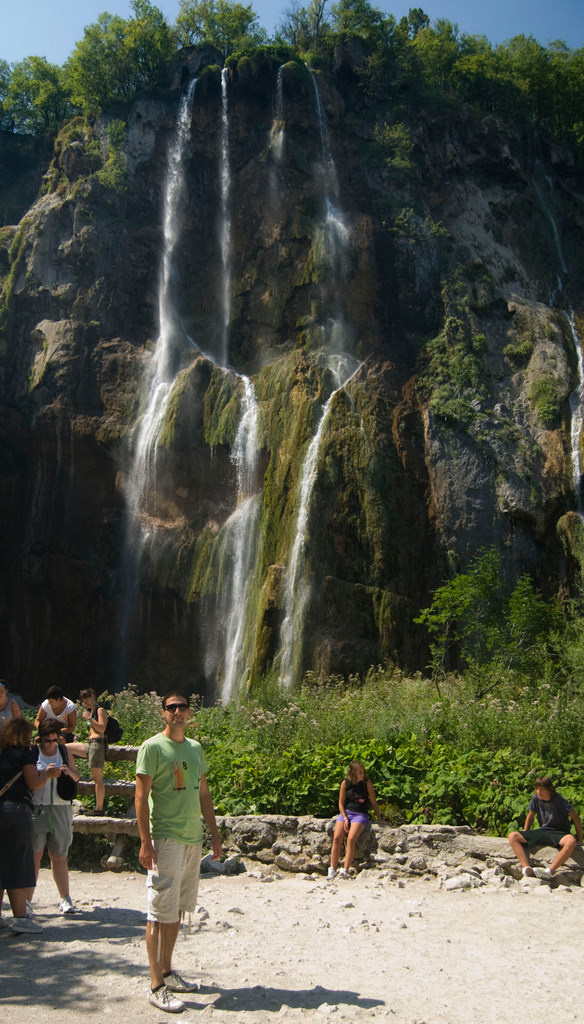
top-left (136, 732), bottom-right (208, 844)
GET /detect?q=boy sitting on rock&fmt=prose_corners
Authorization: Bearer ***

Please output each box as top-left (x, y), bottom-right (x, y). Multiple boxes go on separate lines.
top-left (508, 775), bottom-right (582, 879)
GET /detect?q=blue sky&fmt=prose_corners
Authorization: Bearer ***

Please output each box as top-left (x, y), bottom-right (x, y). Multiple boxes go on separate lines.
top-left (3, 0), bottom-right (583, 66)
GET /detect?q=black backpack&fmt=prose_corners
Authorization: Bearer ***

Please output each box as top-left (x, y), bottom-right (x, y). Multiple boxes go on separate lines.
top-left (56, 744), bottom-right (78, 801)
top-left (104, 713), bottom-right (123, 744)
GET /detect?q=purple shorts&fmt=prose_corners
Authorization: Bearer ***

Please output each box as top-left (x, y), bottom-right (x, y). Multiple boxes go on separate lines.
top-left (338, 809), bottom-right (370, 828)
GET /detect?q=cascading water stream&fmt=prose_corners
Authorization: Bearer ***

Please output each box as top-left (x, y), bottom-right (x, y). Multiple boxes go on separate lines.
top-left (207, 70), bottom-right (261, 698)
top-left (278, 355), bottom-right (362, 688)
top-left (533, 163), bottom-right (568, 276)
top-left (270, 66), bottom-right (285, 163)
top-left (117, 79), bottom-right (197, 685)
top-left (127, 78), bottom-right (197, 516)
top-left (568, 314), bottom-right (584, 515)
top-left (219, 375), bottom-right (260, 700)
top-left (310, 72), bottom-right (350, 350)
top-left (276, 74), bottom-right (357, 687)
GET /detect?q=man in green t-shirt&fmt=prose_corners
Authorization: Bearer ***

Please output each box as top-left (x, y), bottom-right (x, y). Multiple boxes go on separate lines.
top-left (136, 690), bottom-right (222, 1013)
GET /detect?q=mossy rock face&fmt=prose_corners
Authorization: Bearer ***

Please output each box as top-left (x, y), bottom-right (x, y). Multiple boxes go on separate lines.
top-left (159, 356), bottom-right (213, 449)
top-left (557, 512), bottom-right (584, 582)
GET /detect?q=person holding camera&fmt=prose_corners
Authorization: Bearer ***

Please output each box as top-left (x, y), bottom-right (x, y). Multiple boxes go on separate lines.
top-left (67, 688), bottom-right (108, 814)
top-left (26, 719), bottom-right (79, 916)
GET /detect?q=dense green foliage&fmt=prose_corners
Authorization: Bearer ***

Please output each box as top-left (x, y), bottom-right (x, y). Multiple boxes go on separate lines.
top-left (78, 652), bottom-right (584, 840)
top-left (1, 1), bottom-right (583, 162)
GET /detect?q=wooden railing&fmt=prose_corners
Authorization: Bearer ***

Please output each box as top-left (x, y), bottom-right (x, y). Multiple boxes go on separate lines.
top-left (72, 745), bottom-right (139, 868)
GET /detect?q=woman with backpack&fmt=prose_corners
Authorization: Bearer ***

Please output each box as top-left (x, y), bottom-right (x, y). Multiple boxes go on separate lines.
top-left (67, 688), bottom-right (108, 815)
top-left (27, 719), bottom-right (79, 915)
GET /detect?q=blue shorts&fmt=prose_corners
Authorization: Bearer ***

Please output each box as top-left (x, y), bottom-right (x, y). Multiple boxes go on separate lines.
top-left (338, 809), bottom-right (370, 828)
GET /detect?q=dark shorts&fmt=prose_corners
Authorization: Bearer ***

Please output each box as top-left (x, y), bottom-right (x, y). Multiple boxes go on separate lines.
top-left (519, 828), bottom-right (569, 849)
top-left (0, 800), bottom-right (36, 889)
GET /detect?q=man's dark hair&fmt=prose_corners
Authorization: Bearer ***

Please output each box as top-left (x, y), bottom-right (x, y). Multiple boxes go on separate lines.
top-left (161, 690), bottom-right (190, 709)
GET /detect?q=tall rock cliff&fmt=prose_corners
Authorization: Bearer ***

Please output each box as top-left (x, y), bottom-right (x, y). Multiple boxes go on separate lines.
top-left (1, 47), bottom-right (583, 701)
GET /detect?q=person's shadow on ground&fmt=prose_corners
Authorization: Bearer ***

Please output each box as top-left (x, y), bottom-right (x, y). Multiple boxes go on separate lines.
top-left (197, 982), bottom-right (384, 1013)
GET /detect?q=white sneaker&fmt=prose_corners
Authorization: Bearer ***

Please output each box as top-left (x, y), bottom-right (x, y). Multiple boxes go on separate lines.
top-left (59, 897), bottom-right (75, 915)
top-left (534, 866), bottom-right (553, 880)
top-left (327, 867), bottom-right (337, 880)
top-left (338, 868), bottom-right (349, 879)
top-left (10, 917), bottom-right (43, 934)
top-left (148, 985), bottom-right (185, 1013)
top-left (25, 900), bottom-right (34, 918)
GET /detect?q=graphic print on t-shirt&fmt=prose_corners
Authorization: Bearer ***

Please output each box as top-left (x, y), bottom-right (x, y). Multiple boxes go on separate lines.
top-left (171, 760), bottom-right (187, 792)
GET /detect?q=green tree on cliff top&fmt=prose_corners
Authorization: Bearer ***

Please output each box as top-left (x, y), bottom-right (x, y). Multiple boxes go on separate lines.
top-left (2, 57), bottom-right (72, 136)
top-left (66, 0), bottom-right (174, 112)
top-left (176, 0), bottom-right (267, 58)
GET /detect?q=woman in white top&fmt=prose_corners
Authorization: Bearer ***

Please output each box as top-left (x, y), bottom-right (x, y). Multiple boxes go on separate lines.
top-left (27, 719), bottom-right (79, 915)
top-left (34, 686), bottom-right (77, 743)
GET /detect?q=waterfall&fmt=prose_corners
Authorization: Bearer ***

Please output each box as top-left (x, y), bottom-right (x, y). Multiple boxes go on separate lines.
top-left (276, 74), bottom-right (358, 688)
top-left (269, 65), bottom-right (285, 163)
top-left (220, 375), bottom-right (260, 699)
top-left (533, 162), bottom-right (568, 276)
top-left (208, 73), bottom-right (260, 699)
top-left (128, 78), bottom-right (197, 513)
top-left (219, 68), bottom-right (231, 368)
top-left (532, 161), bottom-right (584, 515)
top-left (310, 71), bottom-right (350, 351)
top-left (117, 79), bottom-right (197, 685)
top-left (278, 355), bottom-right (362, 688)
top-left (568, 314), bottom-right (584, 515)
top-left (311, 71), bottom-right (339, 201)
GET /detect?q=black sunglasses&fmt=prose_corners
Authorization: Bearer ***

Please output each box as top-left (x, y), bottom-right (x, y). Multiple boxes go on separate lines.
top-left (164, 703), bottom-right (189, 712)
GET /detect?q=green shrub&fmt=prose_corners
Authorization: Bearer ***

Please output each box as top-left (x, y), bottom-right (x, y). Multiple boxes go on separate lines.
top-left (529, 377), bottom-right (561, 428)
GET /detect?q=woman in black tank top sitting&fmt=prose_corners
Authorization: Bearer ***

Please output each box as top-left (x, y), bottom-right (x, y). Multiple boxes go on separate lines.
top-left (328, 760), bottom-right (382, 880)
